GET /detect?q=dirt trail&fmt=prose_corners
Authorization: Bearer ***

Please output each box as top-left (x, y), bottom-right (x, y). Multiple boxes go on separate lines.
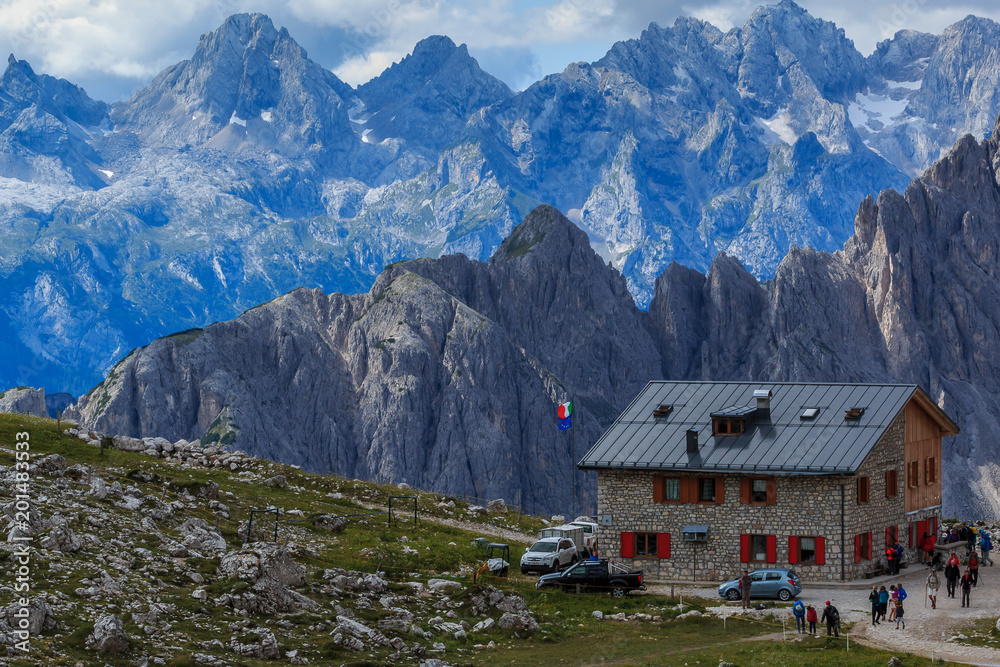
top-left (653, 562), bottom-right (1000, 666)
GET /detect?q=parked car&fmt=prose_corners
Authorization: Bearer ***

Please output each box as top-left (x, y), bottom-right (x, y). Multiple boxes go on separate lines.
top-left (537, 525), bottom-right (588, 556)
top-left (536, 558), bottom-right (645, 598)
top-left (520, 537), bottom-right (579, 574)
top-left (718, 568), bottom-right (801, 601)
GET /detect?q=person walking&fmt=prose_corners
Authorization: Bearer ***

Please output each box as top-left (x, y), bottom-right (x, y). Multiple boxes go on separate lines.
top-left (960, 568), bottom-right (973, 607)
top-left (869, 585), bottom-right (881, 625)
top-left (926, 567), bottom-right (940, 609)
top-left (945, 553), bottom-right (961, 598)
top-left (821, 600), bottom-right (840, 637)
top-left (878, 585), bottom-right (889, 621)
top-left (894, 599), bottom-right (905, 629)
top-left (739, 570), bottom-right (752, 609)
top-left (806, 604), bottom-right (818, 634)
top-left (887, 585), bottom-right (898, 621)
top-left (968, 552), bottom-right (980, 586)
top-left (980, 530), bottom-right (994, 566)
top-left (792, 599), bottom-right (806, 633)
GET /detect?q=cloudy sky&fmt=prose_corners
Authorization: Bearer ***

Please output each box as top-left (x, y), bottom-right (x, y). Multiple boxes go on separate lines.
top-left (1, 0), bottom-right (998, 102)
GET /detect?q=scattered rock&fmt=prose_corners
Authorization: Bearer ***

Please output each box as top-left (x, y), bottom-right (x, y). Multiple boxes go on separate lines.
top-left (89, 478), bottom-right (108, 499)
top-left (593, 610), bottom-right (604, 620)
top-left (487, 499), bottom-right (506, 514)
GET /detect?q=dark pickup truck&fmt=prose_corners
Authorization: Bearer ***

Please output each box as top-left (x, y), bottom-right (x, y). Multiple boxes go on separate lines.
top-left (536, 558), bottom-right (645, 598)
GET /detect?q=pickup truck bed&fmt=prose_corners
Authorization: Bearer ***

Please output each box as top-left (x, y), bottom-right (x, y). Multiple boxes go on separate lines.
top-left (536, 559), bottom-right (644, 598)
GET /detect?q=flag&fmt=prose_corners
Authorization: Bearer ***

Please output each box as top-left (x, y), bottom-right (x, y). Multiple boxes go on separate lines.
top-left (558, 401), bottom-right (572, 430)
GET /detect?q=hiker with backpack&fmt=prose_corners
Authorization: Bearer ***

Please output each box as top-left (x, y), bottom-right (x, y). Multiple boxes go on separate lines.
top-left (792, 599), bottom-right (806, 633)
top-left (806, 604), bottom-right (818, 634)
top-left (968, 552), bottom-right (980, 586)
top-left (926, 567), bottom-right (940, 609)
top-left (821, 600), bottom-right (840, 637)
top-left (980, 531), bottom-right (993, 566)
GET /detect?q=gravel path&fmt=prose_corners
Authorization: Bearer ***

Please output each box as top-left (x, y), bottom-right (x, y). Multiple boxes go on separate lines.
top-left (649, 561), bottom-right (1000, 666)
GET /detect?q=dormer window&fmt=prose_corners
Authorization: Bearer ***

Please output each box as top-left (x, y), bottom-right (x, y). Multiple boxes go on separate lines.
top-left (713, 418), bottom-right (744, 435)
top-left (710, 405), bottom-right (755, 436)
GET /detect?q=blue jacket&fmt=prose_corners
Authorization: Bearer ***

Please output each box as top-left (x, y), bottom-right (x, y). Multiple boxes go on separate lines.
top-left (878, 590), bottom-right (889, 604)
top-left (792, 600), bottom-right (805, 617)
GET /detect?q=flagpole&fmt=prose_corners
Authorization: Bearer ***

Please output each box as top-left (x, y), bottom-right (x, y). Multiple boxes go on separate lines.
top-left (571, 394), bottom-right (576, 521)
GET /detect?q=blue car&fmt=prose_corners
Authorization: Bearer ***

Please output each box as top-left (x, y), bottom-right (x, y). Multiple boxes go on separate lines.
top-left (718, 568), bottom-right (802, 601)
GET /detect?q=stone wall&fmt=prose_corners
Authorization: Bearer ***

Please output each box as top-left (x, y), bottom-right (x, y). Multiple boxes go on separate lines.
top-left (595, 412), bottom-right (921, 582)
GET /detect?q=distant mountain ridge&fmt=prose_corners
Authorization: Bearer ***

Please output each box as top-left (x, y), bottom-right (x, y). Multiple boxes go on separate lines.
top-left (68, 110), bottom-right (1000, 518)
top-left (3, 3), bottom-right (1000, 394)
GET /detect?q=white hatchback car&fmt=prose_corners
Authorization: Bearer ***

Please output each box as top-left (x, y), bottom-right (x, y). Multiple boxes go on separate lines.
top-left (520, 536), bottom-right (579, 574)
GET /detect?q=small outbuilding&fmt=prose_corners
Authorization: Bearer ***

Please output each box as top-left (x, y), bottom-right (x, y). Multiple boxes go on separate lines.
top-left (578, 382), bottom-right (959, 581)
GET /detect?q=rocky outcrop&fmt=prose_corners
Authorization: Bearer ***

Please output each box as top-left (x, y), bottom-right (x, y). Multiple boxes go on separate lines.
top-left (0, 386), bottom-right (46, 416)
top-left (85, 615), bottom-right (130, 655)
top-left (68, 205), bottom-right (657, 514)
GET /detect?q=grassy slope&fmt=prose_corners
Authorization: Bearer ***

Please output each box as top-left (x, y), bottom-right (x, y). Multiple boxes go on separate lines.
top-left (0, 414), bottom-right (961, 666)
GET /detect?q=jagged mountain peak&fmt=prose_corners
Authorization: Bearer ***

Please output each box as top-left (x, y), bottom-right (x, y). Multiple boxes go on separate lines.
top-left (111, 12), bottom-right (355, 153)
top-left (355, 32), bottom-right (511, 149)
top-left (490, 204), bottom-right (589, 265)
top-left (0, 55), bottom-right (108, 127)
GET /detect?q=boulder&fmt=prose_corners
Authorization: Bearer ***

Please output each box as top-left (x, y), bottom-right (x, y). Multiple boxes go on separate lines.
top-left (89, 478), bottom-right (108, 499)
top-left (33, 454), bottom-right (66, 477)
top-left (497, 612), bottom-right (539, 632)
top-left (112, 435), bottom-right (146, 452)
top-left (263, 475), bottom-right (287, 489)
top-left (178, 517), bottom-right (226, 555)
top-left (314, 515), bottom-right (347, 532)
top-left (2, 597), bottom-right (55, 635)
top-left (39, 518), bottom-right (81, 552)
top-left (427, 579), bottom-right (464, 594)
top-left (85, 615), bottom-right (130, 655)
top-left (487, 499), bottom-right (506, 514)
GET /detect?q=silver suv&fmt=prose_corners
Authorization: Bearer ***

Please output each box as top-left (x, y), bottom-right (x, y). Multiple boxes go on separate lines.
top-left (520, 537), bottom-right (579, 574)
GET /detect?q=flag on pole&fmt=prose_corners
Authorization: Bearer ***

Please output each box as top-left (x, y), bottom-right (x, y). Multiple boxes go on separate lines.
top-left (558, 401), bottom-right (573, 430)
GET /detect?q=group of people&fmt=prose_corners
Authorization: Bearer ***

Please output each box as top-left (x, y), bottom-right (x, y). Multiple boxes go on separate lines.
top-left (939, 551), bottom-right (979, 607)
top-left (869, 583), bottom-right (907, 628)
top-left (791, 600), bottom-right (837, 636)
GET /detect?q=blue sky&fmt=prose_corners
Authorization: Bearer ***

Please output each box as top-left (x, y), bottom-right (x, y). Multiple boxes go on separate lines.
top-left (1, 0), bottom-right (998, 102)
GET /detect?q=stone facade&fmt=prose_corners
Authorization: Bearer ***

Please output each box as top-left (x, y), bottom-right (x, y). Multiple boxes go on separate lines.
top-left (596, 412), bottom-right (937, 582)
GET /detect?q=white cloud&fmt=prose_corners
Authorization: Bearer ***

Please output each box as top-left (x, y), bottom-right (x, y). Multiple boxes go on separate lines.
top-left (0, 0), bottom-right (999, 101)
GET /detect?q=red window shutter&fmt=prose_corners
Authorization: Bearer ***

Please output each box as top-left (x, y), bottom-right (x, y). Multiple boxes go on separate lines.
top-left (766, 535), bottom-right (777, 563)
top-left (885, 527), bottom-right (891, 547)
top-left (740, 478), bottom-right (750, 504)
top-left (653, 477), bottom-right (665, 503)
top-left (867, 531), bottom-right (873, 559)
top-left (931, 516), bottom-right (938, 535)
top-left (766, 479), bottom-right (777, 505)
top-left (854, 535), bottom-right (861, 563)
top-left (740, 534), bottom-right (750, 562)
top-left (715, 477), bottom-right (725, 504)
top-left (657, 533), bottom-right (671, 559)
top-left (917, 520), bottom-right (927, 546)
top-left (620, 532), bottom-right (634, 558)
top-left (815, 537), bottom-right (826, 565)
top-left (788, 536), bottom-right (799, 564)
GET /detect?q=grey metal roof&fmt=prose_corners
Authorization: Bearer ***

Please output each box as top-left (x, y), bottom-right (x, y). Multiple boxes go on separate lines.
top-left (578, 382), bottom-right (956, 474)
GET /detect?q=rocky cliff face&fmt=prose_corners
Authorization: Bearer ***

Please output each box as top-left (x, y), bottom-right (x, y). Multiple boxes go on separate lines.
top-left (68, 206), bottom-right (659, 514)
top-left (0, 386), bottom-right (47, 416)
top-left (72, 114), bottom-right (1000, 518)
